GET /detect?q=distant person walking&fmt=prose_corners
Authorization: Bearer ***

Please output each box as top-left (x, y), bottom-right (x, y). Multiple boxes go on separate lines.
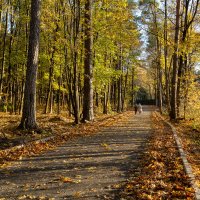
top-left (134, 103), bottom-right (138, 115)
top-left (138, 103), bottom-right (143, 114)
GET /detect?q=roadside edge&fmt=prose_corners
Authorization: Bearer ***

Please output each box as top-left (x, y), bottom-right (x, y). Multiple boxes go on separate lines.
top-left (156, 112), bottom-right (200, 200)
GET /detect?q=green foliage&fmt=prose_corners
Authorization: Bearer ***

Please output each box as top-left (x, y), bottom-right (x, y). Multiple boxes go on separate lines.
top-left (94, 63), bottom-right (121, 92)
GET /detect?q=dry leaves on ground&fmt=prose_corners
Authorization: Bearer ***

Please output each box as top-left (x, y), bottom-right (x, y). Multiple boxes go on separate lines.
top-left (0, 111), bottom-right (134, 168)
top-left (118, 112), bottom-right (195, 200)
top-left (173, 120), bottom-right (200, 187)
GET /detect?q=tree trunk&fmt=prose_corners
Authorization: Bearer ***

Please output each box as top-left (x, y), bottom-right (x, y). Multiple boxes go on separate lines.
top-left (176, 0), bottom-right (199, 117)
top-left (153, 0), bottom-right (163, 113)
top-left (19, 77), bottom-right (25, 115)
top-left (131, 67), bottom-right (135, 107)
top-left (73, 0), bottom-right (81, 124)
top-left (117, 75), bottom-right (122, 113)
top-left (45, 64), bottom-right (53, 114)
top-left (19, 7), bottom-right (29, 115)
top-left (19, 0), bottom-right (40, 130)
top-left (82, 0), bottom-right (94, 122)
top-left (117, 49), bottom-right (122, 113)
top-left (0, 8), bottom-right (8, 98)
top-left (6, 5), bottom-right (14, 113)
top-left (164, 0), bottom-right (170, 113)
top-left (73, 51), bottom-right (80, 123)
top-left (103, 89), bottom-right (107, 114)
top-left (170, 0), bottom-right (181, 120)
top-left (95, 91), bottom-right (99, 108)
top-left (57, 65), bottom-right (62, 115)
top-left (113, 81), bottom-right (117, 110)
top-left (122, 69), bottom-right (128, 111)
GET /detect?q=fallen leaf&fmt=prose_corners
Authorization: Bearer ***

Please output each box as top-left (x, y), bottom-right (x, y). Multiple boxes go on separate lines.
top-left (60, 176), bottom-right (74, 183)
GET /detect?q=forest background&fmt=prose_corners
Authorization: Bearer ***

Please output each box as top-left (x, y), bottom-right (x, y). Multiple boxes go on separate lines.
top-left (0, 0), bottom-right (199, 130)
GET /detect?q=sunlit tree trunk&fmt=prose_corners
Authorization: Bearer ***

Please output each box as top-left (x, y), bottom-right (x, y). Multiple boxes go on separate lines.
top-left (6, 3), bottom-right (14, 113)
top-left (177, 0), bottom-right (199, 117)
top-left (82, 0), bottom-right (94, 122)
top-left (19, 2), bottom-right (29, 115)
top-left (153, 0), bottom-right (163, 113)
top-left (57, 65), bottom-right (62, 115)
top-left (164, 0), bottom-right (170, 113)
top-left (45, 56), bottom-right (54, 114)
top-left (117, 48), bottom-right (122, 113)
top-left (170, 0), bottom-right (181, 120)
top-left (0, 7), bottom-right (8, 98)
top-left (131, 67), bottom-right (135, 107)
top-left (122, 69), bottom-right (128, 111)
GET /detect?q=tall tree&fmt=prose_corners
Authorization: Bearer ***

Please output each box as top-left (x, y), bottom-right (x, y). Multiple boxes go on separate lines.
top-left (82, 0), bottom-right (94, 122)
top-left (0, 0), bottom-right (140, 122)
top-left (117, 47), bottom-right (123, 113)
top-left (170, 0), bottom-right (181, 120)
top-left (72, 0), bottom-right (81, 124)
top-left (164, 0), bottom-right (170, 113)
top-left (176, 0), bottom-right (199, 117)
top-left (0, 4), bottom-right (8, 98)
top-left (19, 0), bottom-right (41, 129)
top-left (152, 0), bottom-right (163, 113)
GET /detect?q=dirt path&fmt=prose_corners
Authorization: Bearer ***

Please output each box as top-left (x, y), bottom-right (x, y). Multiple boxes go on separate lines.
top-left (0, 106), bottom-right (154, 200)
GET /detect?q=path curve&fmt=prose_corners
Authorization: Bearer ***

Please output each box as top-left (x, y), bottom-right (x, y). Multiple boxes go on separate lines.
top-left (0, 106), bottom-right (154, 200)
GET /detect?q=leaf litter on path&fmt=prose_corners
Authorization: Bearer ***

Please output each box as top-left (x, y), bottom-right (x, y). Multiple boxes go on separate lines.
top-left (118, 112), bottom-right (195, 200)
top-left (60, 176), bottom-right (81, 184)
top-left (0, 112), bottom-right (134, 168)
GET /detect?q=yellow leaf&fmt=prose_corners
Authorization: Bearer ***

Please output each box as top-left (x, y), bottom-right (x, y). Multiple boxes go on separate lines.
top-left (60, 176), bottom-right (74, 183)
top-left (126, 183), bottom-right (134, 190)
top-left (60, 176), bottom-right (81, 184)
top-left (100, 143), bottom-right (112, 150)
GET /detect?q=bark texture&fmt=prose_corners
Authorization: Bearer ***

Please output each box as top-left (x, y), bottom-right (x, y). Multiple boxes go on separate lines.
top-left (19, 0), bottom-right (40, 129)
top-left (82, 0), bottom-right (94, 122)
top-left (170, 0), bottom-right (180, 120)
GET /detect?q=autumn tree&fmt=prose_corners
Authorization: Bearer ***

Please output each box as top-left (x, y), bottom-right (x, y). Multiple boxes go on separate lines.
top-left (82, 0), bottom-right (94, 122)
top-left (19, 0), bottom-right (41, 129)
top-left (170, 0), bottom-right (181, 120)
top-left (176, 0), bottom-right (200, 118)
top-left (0, 0), bottom-right (140, 124)
top-left (139, 0), bottom-right (200, 120)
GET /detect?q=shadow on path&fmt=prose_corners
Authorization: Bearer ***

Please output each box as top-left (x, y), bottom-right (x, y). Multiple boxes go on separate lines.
top-left (0, 106), bottom-right (154, 199)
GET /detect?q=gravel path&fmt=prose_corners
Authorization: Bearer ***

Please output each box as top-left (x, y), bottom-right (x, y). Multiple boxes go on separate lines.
top-left (0, 106), bottom-right (154, 200)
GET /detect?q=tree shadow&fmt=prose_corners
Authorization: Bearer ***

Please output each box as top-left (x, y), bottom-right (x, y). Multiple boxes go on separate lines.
top-left (0, 110), bottom-right (153, 199)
